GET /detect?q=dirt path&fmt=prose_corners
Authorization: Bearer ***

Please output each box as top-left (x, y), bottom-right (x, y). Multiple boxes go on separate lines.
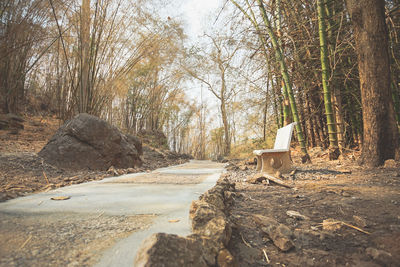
top-left (0, 160), bottom-right (225, 267)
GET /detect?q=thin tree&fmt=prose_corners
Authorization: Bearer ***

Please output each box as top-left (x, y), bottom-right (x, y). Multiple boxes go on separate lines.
top-left (317, 0), bottom-right (339, 159)
top-left (80, 0), bottom-right (90, 113)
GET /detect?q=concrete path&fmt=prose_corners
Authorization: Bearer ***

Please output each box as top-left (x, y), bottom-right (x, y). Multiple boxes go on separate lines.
top-left (0, 160), bottom-right (225, 266)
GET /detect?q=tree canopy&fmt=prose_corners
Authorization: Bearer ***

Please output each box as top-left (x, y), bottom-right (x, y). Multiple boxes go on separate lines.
top-left (1, 0), bottom-right (399, 166)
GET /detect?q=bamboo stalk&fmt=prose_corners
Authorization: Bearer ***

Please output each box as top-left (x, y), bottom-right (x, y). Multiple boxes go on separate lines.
top-left (317, 0), bottom-right (339, 153)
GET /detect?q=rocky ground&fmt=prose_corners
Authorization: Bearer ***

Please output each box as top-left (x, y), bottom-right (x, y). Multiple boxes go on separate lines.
top-left (0, 115), bottom-right (190, 202)
top-left (224, 148), bottom-right (400, 266)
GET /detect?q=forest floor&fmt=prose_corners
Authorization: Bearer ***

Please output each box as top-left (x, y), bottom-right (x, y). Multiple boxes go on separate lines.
top-left (2, 115), bottom-right (400, 266)
top-left (225, 148), bottom-right (400, 266)
top-left (0, 115), bottom-right (188, 202)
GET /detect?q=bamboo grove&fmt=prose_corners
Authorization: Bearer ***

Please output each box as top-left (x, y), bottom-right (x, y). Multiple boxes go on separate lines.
top-left (0, 0), bottom-right (194, 154)
top-left (1, 0), bottom-right (399, 165)
top-left (228, 0), bottom-right (400, 165)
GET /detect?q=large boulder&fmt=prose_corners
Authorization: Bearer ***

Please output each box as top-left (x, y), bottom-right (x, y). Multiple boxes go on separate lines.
top-left (38, 113), bottom-right (142, 171)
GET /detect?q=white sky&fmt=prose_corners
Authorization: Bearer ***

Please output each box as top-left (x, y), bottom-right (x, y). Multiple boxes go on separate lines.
top-left (181, 0), bottom-right (221, 40)
top-left (179, 0), bottom-right (224, 124)
top-left (159, 0), bottom-right (222, 42)
top-left (158, 0), bottom-right (225, 127)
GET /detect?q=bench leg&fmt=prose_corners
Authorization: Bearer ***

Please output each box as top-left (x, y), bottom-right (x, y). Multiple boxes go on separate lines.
top-left (256, 155), bottom-right (262, 171)
top-left (260, 152), bottom-right (292, 174)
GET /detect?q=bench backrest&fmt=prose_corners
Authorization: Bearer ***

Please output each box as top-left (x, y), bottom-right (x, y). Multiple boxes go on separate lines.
top-left (273, 122), bottom-right (296, 150)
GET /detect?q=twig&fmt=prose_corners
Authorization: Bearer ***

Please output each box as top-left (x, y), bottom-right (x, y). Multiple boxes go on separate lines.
top-left (341, 222), bottom-right (370, 235)
top-left (318, 220), bottom-right (370, 234)
top-left (19, 235), bottom-right (32, 250)
top-left (240, 233), bottom-right (252, 248)
top-left (262, 249), bottom-right (270, 263)
top-left (4, 182), bottom-right (12, 190)
top-left (5, 186), bottom-right (25, 190)
top-left (43, 171), bottom-right (50, 184)
top-left (263, 173), bottom-right (294, 188)
top-left (97, 211), bottom-right (105, 218)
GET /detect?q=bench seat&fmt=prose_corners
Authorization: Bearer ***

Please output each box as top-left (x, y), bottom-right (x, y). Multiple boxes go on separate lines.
top-left (254, 148), bottom-right (289, 155)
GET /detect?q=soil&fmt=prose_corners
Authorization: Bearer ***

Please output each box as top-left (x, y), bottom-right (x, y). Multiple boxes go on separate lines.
top-left (225, 148), bottom-right (400, 266)
top-left (0, 115), bottom-right (189, 202)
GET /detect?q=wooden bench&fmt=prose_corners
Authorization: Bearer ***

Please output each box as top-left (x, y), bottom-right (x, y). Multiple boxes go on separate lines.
top-left (254, 122), bottom-right (296, 174)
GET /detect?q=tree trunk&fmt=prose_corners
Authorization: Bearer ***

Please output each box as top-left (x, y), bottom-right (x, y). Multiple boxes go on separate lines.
top-left (325, 0), bottom-right (346, 151)
top-left (305, 94), bottom-right (316, 147)
top-left (346, 0), bottom-right (400, 166)
top-left (345, 84), bottom-right (361, 147)
top-left (392, 82), bottom-right (400, 125)
top-left (297, 89), bottom-right (308, 147)
top-left (263, 92), bottom-right (268, 141)
top-left (80, 0), bottom-right (90, 113)
top-left (281, 80), bottom-right (291, 126)
top-left (275, 0), bottom-right (290, 126)
top-left (220, 98), bottom-right (230, 156)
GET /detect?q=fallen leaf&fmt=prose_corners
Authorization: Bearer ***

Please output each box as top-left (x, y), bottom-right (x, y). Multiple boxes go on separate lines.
top-left (51, 196), bottom-right (70, 201)
top-left (321, 218), bottom-right (342, 231)
top-left (168, 219), bottom-right (180, 223)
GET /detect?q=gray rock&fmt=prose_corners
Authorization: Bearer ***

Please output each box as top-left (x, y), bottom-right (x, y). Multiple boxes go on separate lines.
top-left (126, 134), bottom-right (143, 155)
top-left (191, 201), bottom-right (232, 246)
top-left (38, 113), bottom-right (142, 171)
top-left (200, 187), bottom-right (225, 211)
top-left (134, 233), bottom-right (208, 267)
top-left (253, 214), bottom-right (294, 251)
top-left (286, 210), bottom-right (310, 220)
top-left (270, 224), bottom-right (295, 251)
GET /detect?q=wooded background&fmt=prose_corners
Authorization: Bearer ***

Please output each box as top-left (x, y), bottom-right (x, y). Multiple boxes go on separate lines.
top-left (1, 0), bottom-right (399, 166)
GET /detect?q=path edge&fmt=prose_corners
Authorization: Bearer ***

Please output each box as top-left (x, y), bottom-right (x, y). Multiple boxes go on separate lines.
top-left (134, 173), bottom-right (237, 266)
